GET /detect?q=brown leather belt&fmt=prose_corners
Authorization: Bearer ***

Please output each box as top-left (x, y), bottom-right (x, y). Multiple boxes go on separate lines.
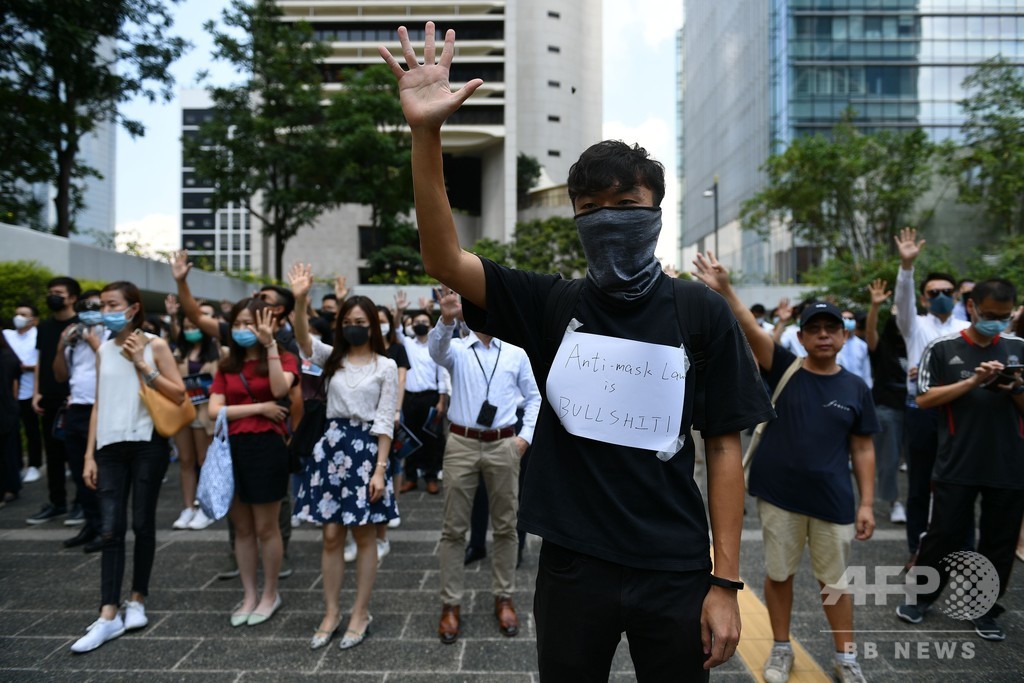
top-left (450, 423), bottom-right (515, 442)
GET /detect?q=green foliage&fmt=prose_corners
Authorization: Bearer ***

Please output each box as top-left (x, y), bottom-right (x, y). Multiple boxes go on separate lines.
top-left (468, 238), bottom-right (512, 268)
top-left (942, 57), bottom-right (1024, 236)
top-left (517, 153), bottom-right (542, 209)
top-left (0, 0), bottom-right (189, 236)
top-left (0, 261), bottom-right (55, 316)
top-left (467, 217), bottom-right (585, 277)
top-left (741, 113), bottom-right (936, 262)
top-left (965, 235), bottom-right (1024, 290)
top-left (365, 245), bottom-right (435, 285)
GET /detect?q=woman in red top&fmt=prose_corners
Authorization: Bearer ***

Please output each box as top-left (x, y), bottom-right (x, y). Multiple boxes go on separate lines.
top-left (209, 299), bottom-right (298, 627)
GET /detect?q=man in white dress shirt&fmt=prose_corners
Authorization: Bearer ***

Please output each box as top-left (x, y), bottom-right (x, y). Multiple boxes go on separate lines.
top-left (428, 287), bottom-right (541, 645)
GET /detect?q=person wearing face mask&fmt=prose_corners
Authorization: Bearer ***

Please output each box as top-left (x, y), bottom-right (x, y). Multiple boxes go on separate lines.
top-left (399, 309), bottom-right (450, 495)
top-left (71, 281), bottom-right (186, 653)
top-left (320, 293), bottom-right (339, 323)
top-left (893, 228), bottom-right (972, 562)
top-left (0, 331), bottom-right (23, 506)
top-left (837, 310), bottom-right (872, 388)
top-left (3, 303), bottom-right (42, 487)
top-left (52, 292), bottom-right (110, 551)
top-left (288, 264), bottom-right (399, 651)
top-left (380, 25), bottom-right (774, 679)
top-left (896, 278), bottom-right (1024, 642)
top-left (374, 306), bottom-right (409, 551)
top-left (170, 314), bottom-right (225, 531)
top-left (27, 276), bottom-right (80, 525)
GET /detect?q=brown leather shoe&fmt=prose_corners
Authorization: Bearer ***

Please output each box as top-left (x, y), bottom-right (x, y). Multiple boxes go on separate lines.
top-left (438, 604), bottom-right (460, 644)
top-left (399, 480), bottom-right (418, 494)
top-left (494, 596), bottom-right (519, 637)
top-left (425, 481), bottom-right (440, 495)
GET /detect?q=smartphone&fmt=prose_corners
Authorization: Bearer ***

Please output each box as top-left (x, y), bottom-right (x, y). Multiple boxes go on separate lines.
top-left (994, 364), bottom-right (1024, 386)
top-left (120, 328), bottom-right (149, 360)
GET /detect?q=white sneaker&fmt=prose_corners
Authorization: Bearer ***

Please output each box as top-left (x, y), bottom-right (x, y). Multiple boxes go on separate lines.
top-left (387, 517), bottom-right (401, 529)
top-left (890, 501), bottom-right (907, 524)
top-left (187, 508), bottom-right (215, 530)
top-left (763, 644), bottom-right (794, 683)
top-left (21, 466), bottom-right (41, 483)
top-left (123, 601), bottom-right (148, 630)
top-left (70, 615), bottom-right (125, 653)
top-left (377, 538), bottom-right (391, 563)
top-left (343, 538), bottom-right (357, 563)
top-left (290, 515), bottom-right (301, 528)
top-left (172, 507), bottom-right (196, 530)
top-left (833, 658), bottom-right (867, 683)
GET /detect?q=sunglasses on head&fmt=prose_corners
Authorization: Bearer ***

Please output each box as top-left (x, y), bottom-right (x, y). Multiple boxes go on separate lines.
top-left (925, 288), bottom-right (954, 299)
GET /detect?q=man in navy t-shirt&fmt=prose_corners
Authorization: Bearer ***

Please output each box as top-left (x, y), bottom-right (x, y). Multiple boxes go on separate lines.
top-left (694, 254), bottom-right (879, 683)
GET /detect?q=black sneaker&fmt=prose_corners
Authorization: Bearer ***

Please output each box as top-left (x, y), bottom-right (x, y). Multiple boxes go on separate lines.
top-left (972, 615), bottom-right (1006, 641)
top-left (64, 505), bottom-right (85, 526)
top-left (896, 602), bottom-right (929, 624)
top-left (26, 504), bottom-right (68, 525)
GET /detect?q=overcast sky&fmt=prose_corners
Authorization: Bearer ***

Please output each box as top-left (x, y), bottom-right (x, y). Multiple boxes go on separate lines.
top-left (115, 0), bottom-right (684, 266)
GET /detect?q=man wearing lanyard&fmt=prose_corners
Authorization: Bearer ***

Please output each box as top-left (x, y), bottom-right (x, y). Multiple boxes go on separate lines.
top-left (428, 287), bottom-right (541, 644)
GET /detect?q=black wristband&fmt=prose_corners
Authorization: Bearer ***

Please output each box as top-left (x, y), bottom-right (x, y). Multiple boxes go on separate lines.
top-left (709, 575), bottom-right (744, 591)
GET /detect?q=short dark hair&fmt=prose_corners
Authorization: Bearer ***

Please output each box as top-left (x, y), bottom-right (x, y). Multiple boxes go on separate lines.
top-left (321, 293), bottom-right (338, 304)
top-left (15, 301), bottom-right (39, 317)
top-left (567, 140), bottom-right (665, 209)
top-left (750, 304), bottom-right (767, 316)
top-left (919, 272), bottom-right (957, 296)
top-left (259, 285), bottom-right (295, 318)
top-left (971, 278), bottom-right (1017, 306)
top-left (47, 276), bottom-right (81, 298)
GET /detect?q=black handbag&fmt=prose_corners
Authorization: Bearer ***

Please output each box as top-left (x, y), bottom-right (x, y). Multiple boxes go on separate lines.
top-left (288, 375), bottom-right (327, 468)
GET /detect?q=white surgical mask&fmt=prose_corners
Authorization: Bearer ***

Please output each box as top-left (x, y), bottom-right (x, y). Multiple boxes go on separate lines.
top-left (13, 315), bottom-right (31, 330)
top-left (380, 323), bottom-right (390, 337)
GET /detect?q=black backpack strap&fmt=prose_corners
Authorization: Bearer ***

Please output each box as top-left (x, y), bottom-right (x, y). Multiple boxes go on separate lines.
top-left (540, 277), bottom-right (585, 384)
top-left (672, 279), bottom-right (711, 429)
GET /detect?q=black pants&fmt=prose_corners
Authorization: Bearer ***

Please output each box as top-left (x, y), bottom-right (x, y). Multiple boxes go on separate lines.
top-left (96, 434), bottom-right (168, 607)
top-left (39, 395), bottom-right (69, 508)
top-left (1, 429), bottom-right (21, 496)
top-left (915, 482), bottom-right (1024, 617)
top-left (64, 405), bottom-right (100, 531)
top-left (18, 398), bottom-right (42, 468)
top-left (904, 406), bottom-right (939, 554)
top-left (535, 541), bottom-right (710, 682)
top-left (403, 390), bottom-right (444, 483)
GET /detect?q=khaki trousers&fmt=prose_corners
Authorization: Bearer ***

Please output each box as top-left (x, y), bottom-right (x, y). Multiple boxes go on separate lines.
top-left (439, 432), bottom-right (520, 605)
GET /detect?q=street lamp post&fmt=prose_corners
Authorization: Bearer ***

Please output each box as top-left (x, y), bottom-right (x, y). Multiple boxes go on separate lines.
top-left (702, 175), bottom-right (719, 256)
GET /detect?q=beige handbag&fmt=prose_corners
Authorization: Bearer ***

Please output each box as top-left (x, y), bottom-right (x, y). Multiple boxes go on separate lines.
top-left (742, 357), bottom-right (803, 487)
top-left (136, 368), bottom-right (196, 437)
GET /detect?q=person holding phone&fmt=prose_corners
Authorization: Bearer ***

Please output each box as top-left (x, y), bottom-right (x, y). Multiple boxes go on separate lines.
top-left (208, 299), bottom-right (298, 629)
top-left (71, 282), bottom-right (186, 653)
top-left (897, 278), bottom-right (1024, 642)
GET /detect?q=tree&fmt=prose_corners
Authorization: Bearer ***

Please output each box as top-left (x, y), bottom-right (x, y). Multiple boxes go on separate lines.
top-left (0, 0), bottom-right (188, 236)
top-left (740, 114), bottom-right (936, 262)
top-left (517, 153), bottom-right (542, 209)
top-left (468, 217), bottom-right (586, 277)
top-left (943, 57), bottom-right (1024, 236)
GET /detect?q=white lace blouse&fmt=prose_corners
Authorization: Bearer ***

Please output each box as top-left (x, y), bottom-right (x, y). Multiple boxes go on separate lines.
top-left (302, 337), bottom-right (398, 439)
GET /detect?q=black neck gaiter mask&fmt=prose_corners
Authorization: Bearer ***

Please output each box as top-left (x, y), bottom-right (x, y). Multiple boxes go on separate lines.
top-left (575, 206), bottom-right (663, 302)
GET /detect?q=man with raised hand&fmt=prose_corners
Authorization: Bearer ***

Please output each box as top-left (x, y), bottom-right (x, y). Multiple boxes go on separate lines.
top-left (380, 23), bottom-right (773, 680)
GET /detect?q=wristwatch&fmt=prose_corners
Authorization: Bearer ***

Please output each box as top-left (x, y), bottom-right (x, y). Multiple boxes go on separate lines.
top-left (709, 575), bottom-right (745, 591)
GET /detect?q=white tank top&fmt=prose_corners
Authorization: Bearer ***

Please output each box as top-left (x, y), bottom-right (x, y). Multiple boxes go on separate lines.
top-left (95, 334), bottom-right (156, 449)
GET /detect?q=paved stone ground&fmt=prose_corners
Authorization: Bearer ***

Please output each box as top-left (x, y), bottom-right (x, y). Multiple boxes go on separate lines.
top-left (2, 461), bottom-right (1022, 681)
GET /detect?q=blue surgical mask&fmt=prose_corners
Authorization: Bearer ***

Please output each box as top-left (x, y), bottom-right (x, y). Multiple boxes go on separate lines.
top-left (184, 329), bottom-right (204, 343)
top-left (843, 319), bottom-right (856, 332)
top-left (79, 311), bottom-right (102, 326)
top-left (974, 319), bottom-right (1009, 338)
top-left (928, 293), bottom-right (954, 316)
top-left (102, 311), bottom-right (129, 332)
top-left (232, 329), bottom-right (258, 348)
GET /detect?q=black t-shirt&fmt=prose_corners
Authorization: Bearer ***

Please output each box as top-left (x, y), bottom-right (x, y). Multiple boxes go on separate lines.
top-left (749, 345), bottom-right (880, 525)
top-left (0, 348), bottom-right (21, 433)
top-left (36, 316), bottom-right (76, 398)
top-left (462, 258), bottom-right (773, 571)
top-left (387, 343), bottom-right (411, 370)
top-left (869, 316), bottom-right (908, 410)
top-left (919, 331), bottom-right (1024, 489)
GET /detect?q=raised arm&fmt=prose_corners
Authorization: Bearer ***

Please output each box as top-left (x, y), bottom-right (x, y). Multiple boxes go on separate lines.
top-left (171, 250), bottom-right (222, 339)
top-left (287, 262), bottom-right (315, 358)
top-left (865, 278), bottom-right (891, 353)
top-left (379, 23), bottom-right (486, 307)
top-left (893, 228), bottom-right (923, 340)
top-left (692, 252), bottom-right (775, 372)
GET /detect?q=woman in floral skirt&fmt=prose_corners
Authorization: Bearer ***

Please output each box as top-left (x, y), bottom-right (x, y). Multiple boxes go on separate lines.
top-left (288, 263), bottom-right (399, 651)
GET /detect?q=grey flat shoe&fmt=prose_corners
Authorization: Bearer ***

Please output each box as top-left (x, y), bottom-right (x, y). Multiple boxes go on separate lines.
top-left (310, 620), bottom-right (341, 650)
top-left (339, 614), bottom-right (373, 650)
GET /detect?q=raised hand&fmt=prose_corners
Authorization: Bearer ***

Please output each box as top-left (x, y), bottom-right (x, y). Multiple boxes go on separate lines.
top-left (170, 250), bottom-right (194, 282)
top-left (288, 262), bottom-right (314, 300)
top-left (334, 275), bottom-right (349, 301)
top-left (419, 296), bottom-right (435, 313)
top-left (252, 307), bottom-right (278, 347)
top-left (436, 285), bottom-right (462, 323)
top-left (691, 252), bottom-right (732, 294)
top-left (394, 289), bottom-right (409, 313)
top-left (378, 22), bottom-right (484, 131)
top-left (894, 227), bottom-right (925, 266)
top-left (867, 279), bottom-right (892, 307)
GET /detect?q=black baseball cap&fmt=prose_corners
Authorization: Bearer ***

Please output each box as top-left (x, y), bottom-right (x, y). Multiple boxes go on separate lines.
top-left (798, 301), bottom-right (844, 327)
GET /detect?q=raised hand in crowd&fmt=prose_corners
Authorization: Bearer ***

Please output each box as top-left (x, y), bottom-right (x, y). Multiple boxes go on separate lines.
top-left (170, 250), bottom-right (193, 282)
top-left (334, 275), bottom-right (349, 302)
top-left (252, 307), bottom-right (279, 348)
top-left (867, 278), bottom-right (891, 307)
top-left (419, 296), bottom-right (435, 314)
top-left (894, 226), bottom-right (925, 268)
top-left (436, 286), bottom-right (462, 324)
top-left (865, 279), bottom-right (892, 352)
top-left (394, 289), bottom-right (409, 315)
top-left (287, 262), bottom-right (315, 356)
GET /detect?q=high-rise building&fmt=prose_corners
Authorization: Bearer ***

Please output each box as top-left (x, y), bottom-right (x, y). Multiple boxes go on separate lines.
top-left (181, 1), bottom-right (601, 280)
top-left (680, 1), bottom-right (1024, 282)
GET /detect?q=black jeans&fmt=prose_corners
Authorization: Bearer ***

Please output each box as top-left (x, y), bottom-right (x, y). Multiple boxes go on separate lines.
top-left (96, 434), bottom-right (168, 607)
top-left (64, 405), bottom-right (100, 531)
top-left (403, 390), bottom-right (444, 483)
top-left (18, 398), bottom-right (42, 468)
top-left (904, 405), bottom-right (939, 555)
top-left (39, 395), bottom-right (69, 508)
top-left (1, 428), bottom-right (21, 496)
top-left (534, 541), bottom-right (711, 682)
top-left (914, 482), bottom-right (1024, 617)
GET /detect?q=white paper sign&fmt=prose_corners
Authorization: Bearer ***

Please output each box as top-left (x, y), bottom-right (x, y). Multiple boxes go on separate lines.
top-left (546, 327), bottom-right (687, 453)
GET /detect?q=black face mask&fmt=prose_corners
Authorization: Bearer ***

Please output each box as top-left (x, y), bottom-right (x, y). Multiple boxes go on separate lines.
top-left (412, 323), bottom-right (430, 337)
top-left (320, 311), bottom-right (336, 322)
top-left (46, 294), bottom-right (66, 312)
top-left (342, 325), bottom-right (370, 347)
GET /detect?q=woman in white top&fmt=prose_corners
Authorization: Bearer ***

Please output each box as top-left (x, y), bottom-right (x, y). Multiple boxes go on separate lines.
top-left (288, 263), bottom-right (399, 651)
top-left (73, 281), bottom-right (186, 654)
